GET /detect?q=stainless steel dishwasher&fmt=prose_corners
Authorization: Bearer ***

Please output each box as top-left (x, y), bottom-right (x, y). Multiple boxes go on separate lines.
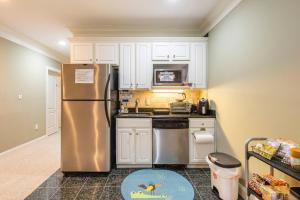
top-left (153, 118), bottom-right (189, 164)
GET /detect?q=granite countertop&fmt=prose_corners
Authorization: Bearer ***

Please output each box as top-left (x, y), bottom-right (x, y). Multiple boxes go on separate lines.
top-left (115, 108), bottom-right (216, 119)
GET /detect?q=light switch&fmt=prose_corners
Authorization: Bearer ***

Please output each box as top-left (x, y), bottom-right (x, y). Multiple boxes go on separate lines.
top-left (18, 94), bottom-right (23, 100)
top-left (34, 124), bottom-right (39, 130)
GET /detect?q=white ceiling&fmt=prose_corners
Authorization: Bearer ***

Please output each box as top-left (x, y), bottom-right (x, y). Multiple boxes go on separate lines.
top-left (0, 0), bottom-right (241, 61)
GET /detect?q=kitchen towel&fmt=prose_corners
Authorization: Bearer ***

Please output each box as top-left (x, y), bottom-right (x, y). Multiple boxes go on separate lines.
top-left (193, 132), bottom-right (214, 144)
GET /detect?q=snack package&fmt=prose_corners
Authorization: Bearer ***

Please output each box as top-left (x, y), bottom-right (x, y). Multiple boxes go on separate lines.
top-left (261, 174), bottom-right (288, 187)
top-left (248, 173), bottom-right (265, 195)
top-left (260, 185), bottom-right (287, 200)
top-left (275, 139), bottom-right (298, 164)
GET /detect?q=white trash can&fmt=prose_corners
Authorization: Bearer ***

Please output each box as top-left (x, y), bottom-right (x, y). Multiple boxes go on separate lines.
top-left (206, 152), bottom-right (241, 200)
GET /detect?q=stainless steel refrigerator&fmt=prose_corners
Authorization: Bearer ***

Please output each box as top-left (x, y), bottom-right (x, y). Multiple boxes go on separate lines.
top-left (61, 64), bottom-right (118, 172)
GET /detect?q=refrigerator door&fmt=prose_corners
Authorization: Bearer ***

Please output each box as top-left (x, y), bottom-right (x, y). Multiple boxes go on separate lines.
top-left (61, 101), bottom-right (110, 172)
top-left (62, 64), bottom-right (110, 100)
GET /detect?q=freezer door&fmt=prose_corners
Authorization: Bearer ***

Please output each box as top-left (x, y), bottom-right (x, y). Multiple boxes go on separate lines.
top-left (62, 64), bottom-right (110, 100)
top-left (61, 101), bottom-right (110, 172)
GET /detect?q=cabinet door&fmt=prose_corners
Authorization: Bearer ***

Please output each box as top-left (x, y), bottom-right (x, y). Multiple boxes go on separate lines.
top-left (136, 43), bottom-right (152, 89)
top-left (189, 43), bottom-right (207, 88)
top-left (135, 128), bottom-right (152, 164)
top-left (70, 43), bottom-right (94, 64)
top-left (172, 43), bottom-right (190, 61)
top-left (119, 43), bottom-right (135, 90)
top-left (189, 128), bottom-right (214, 164)
top-left (117, 128), bottom-right (135, 164)
top-left (152, 43), bottom-right (171, 61)
top-left (95, 43), bottom-right (119, 65)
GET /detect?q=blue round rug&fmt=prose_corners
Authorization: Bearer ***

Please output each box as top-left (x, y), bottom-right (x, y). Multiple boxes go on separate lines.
top-left (121, 169), bottom-right (194, 200)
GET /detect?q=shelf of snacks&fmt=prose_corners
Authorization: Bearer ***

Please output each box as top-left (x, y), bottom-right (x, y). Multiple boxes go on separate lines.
top-left (247, 151), bottom-right (300, 180)
top-left (245, 138), bottom-right (300, 200)
top-left (248, 173), bottom-right (289, 200)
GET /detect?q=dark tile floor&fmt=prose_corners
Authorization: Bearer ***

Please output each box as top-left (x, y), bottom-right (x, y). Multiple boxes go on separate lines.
top-left (26, 168), bottom-right (243, 200)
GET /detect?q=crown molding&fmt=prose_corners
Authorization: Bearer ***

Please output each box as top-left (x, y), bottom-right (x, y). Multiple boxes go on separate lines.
top-left (0, 24), bottom-right (68, 63)
top-left (199, 0), bottom-right (243, 36)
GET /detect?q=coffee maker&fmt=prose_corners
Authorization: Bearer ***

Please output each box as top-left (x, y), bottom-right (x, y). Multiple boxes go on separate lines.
top-left (198, 98), bottom-right (209, 115)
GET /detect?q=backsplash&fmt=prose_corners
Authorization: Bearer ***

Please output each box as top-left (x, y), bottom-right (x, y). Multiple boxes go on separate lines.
top-left (119, 89), bottom-right (207, 108)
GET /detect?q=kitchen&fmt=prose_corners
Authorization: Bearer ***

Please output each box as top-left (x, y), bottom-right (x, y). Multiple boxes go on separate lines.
top-left (0, 0), bottom-right (299, 200)
top-left (62, 37), bottom-right (215, 169)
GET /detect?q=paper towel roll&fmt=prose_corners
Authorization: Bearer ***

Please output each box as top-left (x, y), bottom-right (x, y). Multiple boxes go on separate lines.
top-left (193, 132), bottom-right (214, 144)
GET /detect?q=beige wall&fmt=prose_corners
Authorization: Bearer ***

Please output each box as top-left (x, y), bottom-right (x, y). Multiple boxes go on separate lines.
top-left (208, 0), bottom-right (300, 186)
top-left (0, 37), bottom-right (61, 153)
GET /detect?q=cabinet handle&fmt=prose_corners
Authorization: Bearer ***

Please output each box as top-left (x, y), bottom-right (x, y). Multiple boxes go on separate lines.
top-left (129, 133), bottom-right (132, 135)
top-left (96, 58), bottom-right (98, 62)
top-left (136, 83), bottom-right (138, 87)
top-left (167, 55), bottom-right (169, 59)
top-left (200, 128), bottom-right (206, 131)
top-left (90, 58), bottom-right (92, 61)
top-left (130, 83), bottom-right (132, 88)
top-left (136, 133), bottom-right (139, 136)
top-left (173, 55), bottom-right (175, 58)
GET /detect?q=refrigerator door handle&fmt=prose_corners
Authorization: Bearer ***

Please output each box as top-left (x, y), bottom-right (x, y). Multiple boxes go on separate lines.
top-left (104, 73), bottom-right (111, 127)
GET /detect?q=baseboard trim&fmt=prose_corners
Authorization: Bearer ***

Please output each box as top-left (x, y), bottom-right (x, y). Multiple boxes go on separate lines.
top-left (239, 183), bottom-right (247, 200)
top-left (0, 135), bottom-right (47, 157)
top-left (117, 164), bottom-right (152, 168)
top-left (187, 164), bottom-right (209, 168)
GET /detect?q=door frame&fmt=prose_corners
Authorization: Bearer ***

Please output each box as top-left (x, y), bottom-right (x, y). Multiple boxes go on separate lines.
top-left (46, 66), bottom-right (61, 136)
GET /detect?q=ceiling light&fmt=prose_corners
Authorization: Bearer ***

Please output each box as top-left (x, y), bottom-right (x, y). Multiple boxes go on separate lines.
top-left (58, 40), bottom-right (67, 46)
top-left (167, 0), bottom-right (179, 3)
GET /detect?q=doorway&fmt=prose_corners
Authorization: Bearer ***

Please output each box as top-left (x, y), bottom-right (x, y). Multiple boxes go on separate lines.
top-left (46, 69), bottom-right (61, 136)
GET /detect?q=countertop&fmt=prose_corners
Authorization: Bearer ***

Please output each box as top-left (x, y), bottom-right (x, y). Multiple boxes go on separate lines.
top-left (115, 109), bottom-right (216, 119)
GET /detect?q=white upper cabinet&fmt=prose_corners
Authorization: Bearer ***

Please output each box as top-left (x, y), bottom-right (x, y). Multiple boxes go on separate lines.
top-left (189, 42), bottom-right (207, 88)
top-left (172, 42), bottom-right (190, 61)
top-left (95, 43), bottom-right (119, 65)
top-left (136, 43), bottom-right (152, 89)
top-left (152, 42), bottom-right (190, 61)
top-left (70, 43), bottom-right (94, 64)
top-left (152, 43), bottom-right (171, 61)
top-left (119, 43), bottom-right (135, 90)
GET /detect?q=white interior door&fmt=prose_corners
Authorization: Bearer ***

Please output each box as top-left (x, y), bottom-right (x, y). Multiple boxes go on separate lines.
top-left (47, 73), bottom-right (59, 135)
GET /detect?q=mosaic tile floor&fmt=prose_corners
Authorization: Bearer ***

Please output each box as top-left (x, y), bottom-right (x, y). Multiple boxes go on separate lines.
top-left (25, 168), bottom-right (243, 200)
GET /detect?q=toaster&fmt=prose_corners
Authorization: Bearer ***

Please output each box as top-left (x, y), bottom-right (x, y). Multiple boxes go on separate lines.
top-left (170, 102), bottom-right (192, 114)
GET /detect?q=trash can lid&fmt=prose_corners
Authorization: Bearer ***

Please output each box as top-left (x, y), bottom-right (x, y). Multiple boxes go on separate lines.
top-left (208, 152), bottom-right (241, 168)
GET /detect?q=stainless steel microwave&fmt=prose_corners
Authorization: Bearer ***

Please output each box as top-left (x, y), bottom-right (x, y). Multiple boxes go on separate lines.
top-left (153, 64), bottom-right (188, 86)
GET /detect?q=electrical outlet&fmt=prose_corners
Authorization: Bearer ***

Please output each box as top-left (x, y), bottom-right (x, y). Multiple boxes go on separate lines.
top-left (145, 98), bottom-right (151, 106)
top-left (34, 123), bottom-right (39, 131)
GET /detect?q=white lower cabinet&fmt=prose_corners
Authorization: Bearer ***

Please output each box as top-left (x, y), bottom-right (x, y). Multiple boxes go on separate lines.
top-left (135, 129), bottom-right (152, 164)
top-left (117, 128), bottom-right (135, 164)
top-left (189, 118), bottom-right (215, 165)
top-left (117, 119), bottom-right (152, 167)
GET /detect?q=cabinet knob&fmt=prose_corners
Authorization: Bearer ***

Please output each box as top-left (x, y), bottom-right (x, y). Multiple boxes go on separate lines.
top-left (136, 133), bottom-right (139, 136)
top-left (90, 59), bottom-right (92, 61)
top-left (129, 133), bottom-right (132, 135)
top-left (130, 83), bottom-right (132, 88)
